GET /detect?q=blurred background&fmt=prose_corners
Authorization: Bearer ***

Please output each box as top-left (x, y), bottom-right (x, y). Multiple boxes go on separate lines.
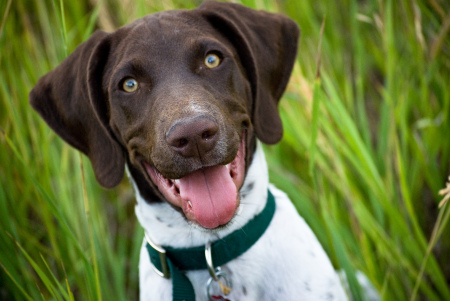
top-left (1, 0), bottom-right (449, 300)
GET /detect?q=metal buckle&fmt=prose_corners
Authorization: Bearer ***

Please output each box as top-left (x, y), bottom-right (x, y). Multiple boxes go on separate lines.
top-left (205, 241), bottom-right (218, 280)
top-left (145, 232), bottom-right (170, 279)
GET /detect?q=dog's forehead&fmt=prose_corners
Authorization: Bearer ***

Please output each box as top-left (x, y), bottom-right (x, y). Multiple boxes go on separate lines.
top-left (114, 10), bottom-right (217, 54)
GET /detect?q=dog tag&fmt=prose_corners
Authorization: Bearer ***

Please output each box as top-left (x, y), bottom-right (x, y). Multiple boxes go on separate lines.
top-left (206, 268), bottom-right (232, 301)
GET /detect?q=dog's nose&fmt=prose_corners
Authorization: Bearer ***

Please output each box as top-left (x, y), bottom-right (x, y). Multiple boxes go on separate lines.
top-left (166, 117), bottom-right (219, 158)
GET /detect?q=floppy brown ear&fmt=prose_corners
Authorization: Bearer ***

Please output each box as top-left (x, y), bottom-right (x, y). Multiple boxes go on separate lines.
top-left (29, 31), bottom-right (125, 188)
top-left (198, 1), bottom-right (299, 144)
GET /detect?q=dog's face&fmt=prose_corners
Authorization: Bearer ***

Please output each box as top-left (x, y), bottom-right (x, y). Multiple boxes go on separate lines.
top-left (30, 2), bottom-right (299, 229)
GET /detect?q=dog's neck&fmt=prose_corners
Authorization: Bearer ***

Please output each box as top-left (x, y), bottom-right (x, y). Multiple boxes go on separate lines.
top-left (132, 142), bottom-right (269, 248)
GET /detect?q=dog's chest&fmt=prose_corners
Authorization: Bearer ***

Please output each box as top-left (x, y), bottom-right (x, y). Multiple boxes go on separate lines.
top-left (138, 187), bottom-right (346, 300)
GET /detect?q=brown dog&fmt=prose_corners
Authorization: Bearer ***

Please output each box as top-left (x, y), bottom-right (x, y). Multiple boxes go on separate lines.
top-left (30, 2), bottom-right (354, 300)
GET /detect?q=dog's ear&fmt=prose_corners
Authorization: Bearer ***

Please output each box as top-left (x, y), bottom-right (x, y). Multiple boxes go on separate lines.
top-left (29, 31), bottom-right (125, 188)
top-left (198, 2), bottom-right (299, 144)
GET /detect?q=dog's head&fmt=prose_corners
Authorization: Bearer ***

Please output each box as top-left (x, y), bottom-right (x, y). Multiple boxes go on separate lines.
top-left (30, 1), bottom-right (299, 229)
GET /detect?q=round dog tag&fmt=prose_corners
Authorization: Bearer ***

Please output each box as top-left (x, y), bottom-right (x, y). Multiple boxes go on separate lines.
top-left (206, 268), bottom-right (232, 301)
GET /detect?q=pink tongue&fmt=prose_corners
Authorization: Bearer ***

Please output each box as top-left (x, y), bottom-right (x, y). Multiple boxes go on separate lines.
top-left (178, 165), bottom-right (237, 229)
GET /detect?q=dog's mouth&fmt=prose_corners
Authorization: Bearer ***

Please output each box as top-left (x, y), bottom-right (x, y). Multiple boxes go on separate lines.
top-left (143, 136), bottom-right (246, 229)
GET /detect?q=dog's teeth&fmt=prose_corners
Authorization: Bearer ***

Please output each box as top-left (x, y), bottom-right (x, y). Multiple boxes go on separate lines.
top-left (174, 179), bottom-right (180, 185)
top-left (188, 201), bottom-right (193, 208)
top-left (226, 164), bottom-right (230, 170)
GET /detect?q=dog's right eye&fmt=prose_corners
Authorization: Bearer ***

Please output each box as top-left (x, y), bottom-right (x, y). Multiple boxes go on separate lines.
top-left (122, 78), bottom-right (139, 93)
top-left (204, 53), bottom-right (221, 69)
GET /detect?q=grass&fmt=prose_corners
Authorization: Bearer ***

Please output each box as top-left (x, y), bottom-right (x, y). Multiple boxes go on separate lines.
top-left (1, 0), bottom-right (449, 300)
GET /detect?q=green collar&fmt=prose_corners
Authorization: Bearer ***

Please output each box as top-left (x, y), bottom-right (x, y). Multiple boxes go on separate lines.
top-left (146, 189), bottom-right (276, 301)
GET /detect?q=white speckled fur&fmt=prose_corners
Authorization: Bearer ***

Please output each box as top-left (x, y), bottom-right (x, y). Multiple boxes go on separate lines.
top-left (133, 142), bottom-right (348, 300)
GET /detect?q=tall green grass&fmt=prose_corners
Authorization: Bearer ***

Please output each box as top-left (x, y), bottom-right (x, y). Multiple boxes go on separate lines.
top-left (1, 0), bottom-right (449, 300)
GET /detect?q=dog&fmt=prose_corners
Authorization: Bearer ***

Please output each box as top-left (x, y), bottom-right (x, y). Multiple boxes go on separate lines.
top-left (30, 1), bottom-right (350, 300)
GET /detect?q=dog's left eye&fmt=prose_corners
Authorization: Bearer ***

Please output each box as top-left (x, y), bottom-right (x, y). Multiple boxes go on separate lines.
top-left (122, 78), bottom-right (139, 93)
top-left (204, 53), bottom-right (221, 69)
